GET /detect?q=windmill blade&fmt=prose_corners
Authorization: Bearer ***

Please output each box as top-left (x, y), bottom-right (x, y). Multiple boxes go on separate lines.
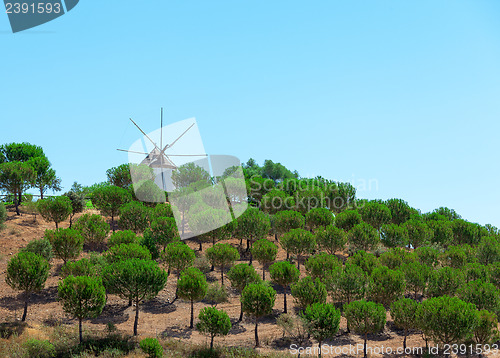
top-left (164, 154), bottom-right (208, 157)
top-left (166, 122), bottom-right (196, 150)
top-left (156, 122), bottom-right (197, 161)
top-left (129, 118), bottom-right (161, 152)
top-left (117, 149), bottom-right (150, 155)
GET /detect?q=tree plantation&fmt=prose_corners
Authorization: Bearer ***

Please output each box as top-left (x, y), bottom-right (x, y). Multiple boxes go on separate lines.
top-left (2, 146), bottom-right (500, 357)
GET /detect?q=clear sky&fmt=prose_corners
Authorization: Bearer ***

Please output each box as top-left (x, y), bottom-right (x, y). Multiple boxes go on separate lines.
top-left (1, 1), bottom-right (500, 227)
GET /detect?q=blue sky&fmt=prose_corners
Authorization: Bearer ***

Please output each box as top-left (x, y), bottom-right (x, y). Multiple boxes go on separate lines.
top-left (1, 1), bottom-right (500, 226)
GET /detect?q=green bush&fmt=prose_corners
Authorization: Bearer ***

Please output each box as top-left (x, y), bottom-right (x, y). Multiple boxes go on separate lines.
top-left (0, 202), bottom-right (7, 229)
top-left (107, 230), bottom-right (138, 248)
top-left (74, 213), bottom-right (110, 248)
top-left (119, 201), bottom-right (150, 234)
top-left (23, 338), bottom-right (55, 358)
top-left (291, 276), bottom-right (327, 309)
top-left (139, 338), bottom-right (163, 358)
top-left (22, 238), bottom-right (53, 262)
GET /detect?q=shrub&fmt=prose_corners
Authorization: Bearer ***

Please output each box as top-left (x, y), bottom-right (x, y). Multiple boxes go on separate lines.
top-left (23, 338), bottom-right (55, 358)
top-left (206, 243), bottom-right (240, 285)
top-left (380, 223), bottom-right (408, 248)
top-left (269, 261), bottom-right (300, 314)
top-left (305, 207), bottom-right (334, 232)
top-left (305, 253), bottom-right (342, 282)
top-left (143, 216), bottom-right (179, 252)
top-left (335, 210), bottom-right (361, 232)
top-left (427, 266), bottom-right (464, 297)
top-left (474, 309), bottom-right (500, 345)
top-left (379, 248), bottom-right (414, 270)
top-left (416, 295), bottom-right (478, 347)
top-left (205, 283), bottom-right (229, 307)
top-left (441, 244), bottom-right (475, 268)
top-left (301, 303), bottom-right (341, 357)
top-left (401, 261), bottom-right (431, 299)
top-left (227, 263), bottom-right (261, 320)
top-left (21, 238), bottom-right (53, 262)
top-left (464, 262), bottom-right (489, 283)
top-left (162, 241), bottom-right (195, 281)
top-left (344, 300), bottom-right (386, 358)
top-left (177, 267), bottom-right (208, 329)
top-left (61, 254), bottom-right (106, 278)
top-left (273, 210), bottom-right (305, 239)
top-left (347, 250), bottom-right (379, 275)
top-left (280, 228), bottom-right (316, 269)
top-left (45, 228), bottom-right (84, 264)
top-left (102, 259), bottom-right (168, 335)
top-left (477, 236), bottom-right (500, 265)
top-left (330, 262), bottom-right (367, 304)
top-left (107, 230), bottom-right (138, 248)
top-left (118, 201), bottom-right (150, 234)
top-left (368, 266), bottom-right (406, 307)
top-left (241, 283), bottom-right (276, 347)
top-left (37, 196), bottom-right (72, 229)
top-left (291, 276), bottom-right (327, 309)
top-left (359, 201), bottom-right (392, 231)
top-left (91, 185), bottom-right (131, 232)
top-left (58, 275), bottom-right (106, 343)
top-left (414, 246), bottom-right (440, 268)
top-left (5, 251), bottom-right (50, 321)
top-left (391, 298), bottom-right (419, 350)
top-left (139, 338), bottom-right (163, 358)
top-left (74, 213), bottom-right (110, 248)
top-left (403, 219), bottom-right (433, 249)
top-left (104, 243), bottom-right (152, 263)
top-left (315, 225), bottom-right (347, 255)
top-left (0, 202), bottom-right (6, 229)
top-left (197, 307), bottom-right (231, 350)
top-left (458, 280), bottom-right (500, 314)
top-left (251, 239), bottom-right (278, 280)
top-left (348, 222), bottom-right (380, 252)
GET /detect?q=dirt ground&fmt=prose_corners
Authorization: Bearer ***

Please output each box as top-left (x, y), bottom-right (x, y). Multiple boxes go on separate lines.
top-left (0, 208), bottom-right (489, 357)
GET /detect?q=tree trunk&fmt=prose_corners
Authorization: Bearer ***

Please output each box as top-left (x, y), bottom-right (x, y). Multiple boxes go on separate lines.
top-left (403, 328), bottom-right (407, 351)
top-left (18, 191), bottom-right (22, 208)
top-left (190, 299), bottom-right (194, 329)
top-left (210, 335), bottom-right (214, 350)
top-left (318, 340), bottom-right (322, 358)
top-left (364, 333), bottom-right (367, 358)
top-left (21, 292), bottom-right (29, 321)
top-left (249, 251), bottom-right (253, 265)
top-left (297, 255), bottom-right (300, 270)
top-left (283, 292), bottom-right (287, 313)
top-left (199, 241), bottom-right (202, 251)
top-left (128, 298), bottom-right (132, 306)
top-left (40, 188), bottom-right (43, 200)
top-left (246, 239), bottom-right (250, 252)
top-left (221, 266), bottom-right (224, 285)
top-left (111, 215), bottom-right (115, 233)
top-left (275, 233), bottom-right (278, 242)
top-left (133, 299), bottom-right (140, 336)
top-left (262, 265), bottom-right (266, 281)
top-left (254, 317), bottom-right (259, 347)
top-left (79, 318), bottom-right (83, 343)
top-left (14, 195), bottom-right (20, 216)
top-left (55, 222), bottom-right (59, 230)
top-left (239, 302), bottom-right (244, 322)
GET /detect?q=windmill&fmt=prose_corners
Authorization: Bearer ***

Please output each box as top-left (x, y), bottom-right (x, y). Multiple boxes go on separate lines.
top-left (117, 108), bottom-right (208, 190)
